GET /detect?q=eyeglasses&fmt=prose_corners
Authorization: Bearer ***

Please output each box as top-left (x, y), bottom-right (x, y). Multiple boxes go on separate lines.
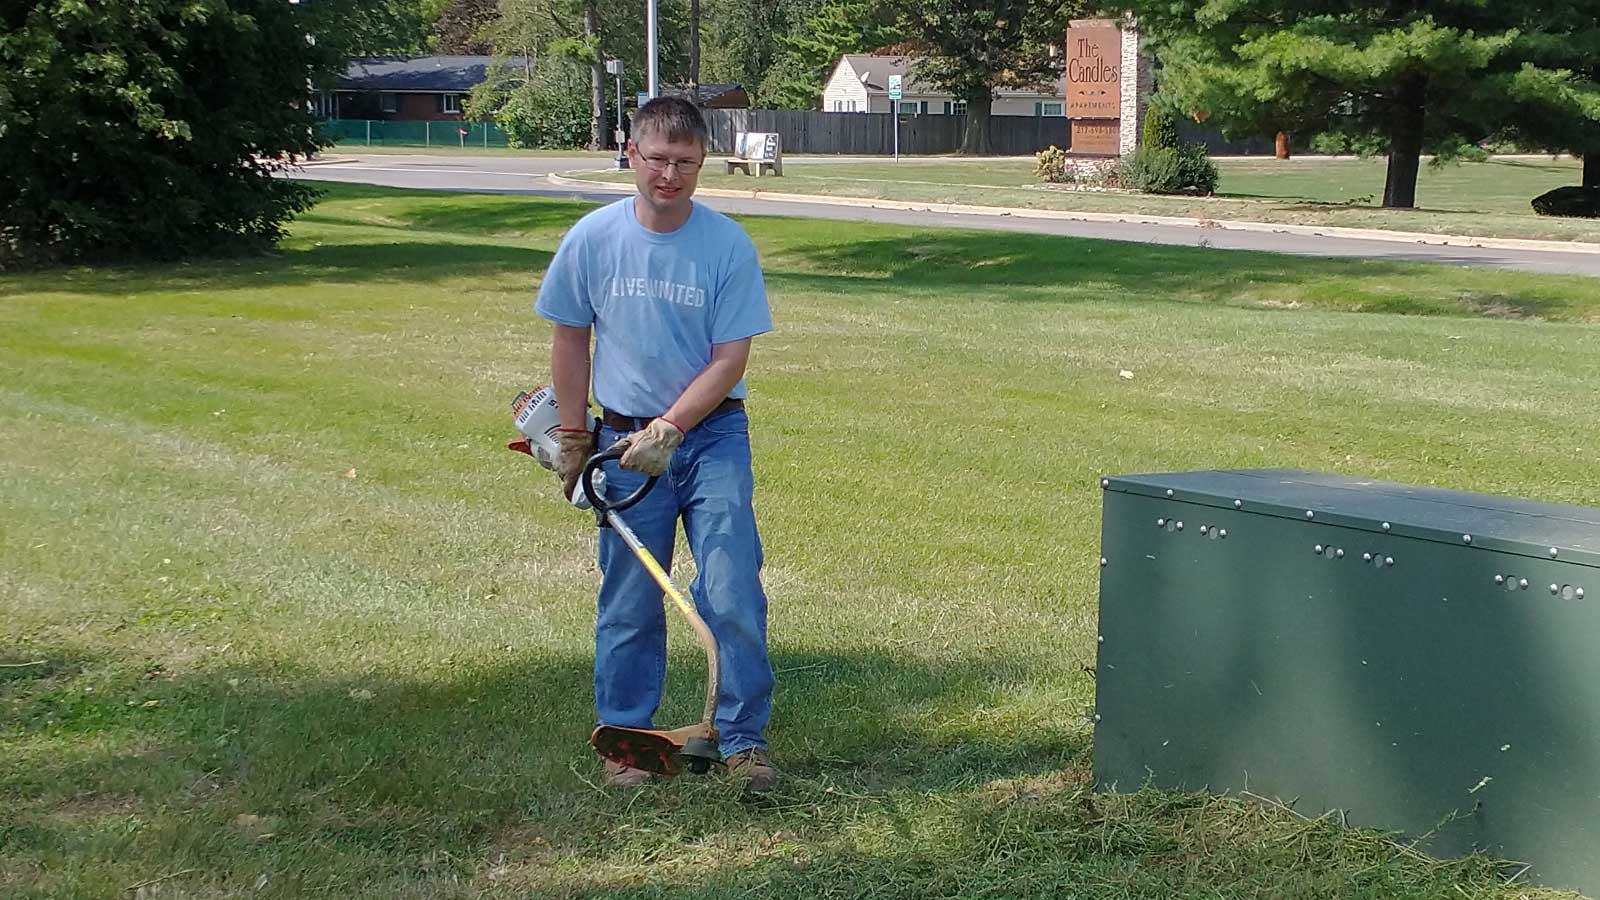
top-left (638, 154), bottom-right (703, 174)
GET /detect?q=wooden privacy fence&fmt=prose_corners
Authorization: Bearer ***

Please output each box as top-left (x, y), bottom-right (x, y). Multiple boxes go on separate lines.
top-left (701, 109), bottom-right (1272, 156)
top-left (702, 109), bottom-right (1067, 155)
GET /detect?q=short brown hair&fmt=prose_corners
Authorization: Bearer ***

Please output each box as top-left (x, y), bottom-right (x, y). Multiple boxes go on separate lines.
top-left (633, 96), bottom-right (709, 148)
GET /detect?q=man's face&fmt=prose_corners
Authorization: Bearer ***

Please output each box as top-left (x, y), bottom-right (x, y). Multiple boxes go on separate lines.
top-left (628, 130), bottom-right (705, 215)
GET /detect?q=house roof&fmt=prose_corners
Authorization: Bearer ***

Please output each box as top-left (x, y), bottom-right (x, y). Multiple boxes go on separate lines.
top-left (337, 56), bottom-right (520, 93)
top-left (659, 83), bottom-right (750, 108)
top-left (839, 54), bottom-right (1064, 99)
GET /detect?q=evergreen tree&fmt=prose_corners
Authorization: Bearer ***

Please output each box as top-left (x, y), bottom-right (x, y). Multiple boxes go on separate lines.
top-left (760, 0), bottom-right (900, 109)
top-left (1489, 2), bottom-right (1600, 188)
top-left (1128, 1), bottom-right (1600, 208)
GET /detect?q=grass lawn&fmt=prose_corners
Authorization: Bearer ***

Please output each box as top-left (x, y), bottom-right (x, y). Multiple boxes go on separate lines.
top-left (575, 156), bottom-right (1600, 243)
top-left (4, 183), bottom-right (1600, 899)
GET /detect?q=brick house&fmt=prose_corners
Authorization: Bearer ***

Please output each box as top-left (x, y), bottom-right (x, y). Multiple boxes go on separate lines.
top-left (322, 56), bottom-right (517, 121)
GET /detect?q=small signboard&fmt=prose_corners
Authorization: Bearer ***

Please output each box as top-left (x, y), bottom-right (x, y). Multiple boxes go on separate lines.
top-left (736, 132), bottom-right (780, 161)
top-left (636, 91), bottom-right (650, 109)
top-left (727, 131), bottom-right (783, 176)
top-left (887, 74), bottom-right (902, 101)
top-left (1071, 119), bottom-right (1120, 156)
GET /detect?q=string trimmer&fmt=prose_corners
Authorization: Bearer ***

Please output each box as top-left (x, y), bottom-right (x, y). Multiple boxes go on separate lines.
top-left (577, 446), bottom-right (722, 776)
top-left (506, 387), bottom-right (720, 776)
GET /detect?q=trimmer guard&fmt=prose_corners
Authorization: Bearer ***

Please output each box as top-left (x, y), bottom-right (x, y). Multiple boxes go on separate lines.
top-left (592, 717), bottom-right (723, 775)
top-left (591, 725), bottom-right (695, 776)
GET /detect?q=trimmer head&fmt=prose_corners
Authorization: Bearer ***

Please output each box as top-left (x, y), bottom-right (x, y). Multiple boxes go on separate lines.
top-left (576, 449), bottom-right (724, 782)
top-left (591, 724), bottom-right (721, 777)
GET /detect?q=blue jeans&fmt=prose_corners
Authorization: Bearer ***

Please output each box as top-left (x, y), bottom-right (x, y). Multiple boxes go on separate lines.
top-left (594, 407), bottom-right (773, 756)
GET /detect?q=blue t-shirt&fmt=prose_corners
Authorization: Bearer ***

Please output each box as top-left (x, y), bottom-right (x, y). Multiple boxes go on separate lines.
top-left (535, 199), bottom-right (773, 417)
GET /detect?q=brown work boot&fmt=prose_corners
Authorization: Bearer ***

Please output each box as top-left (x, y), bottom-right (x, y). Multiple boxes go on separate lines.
top-left (724, 748), bottom-right (776, 793)
top-left (602, 759), bottom-right (653, 787)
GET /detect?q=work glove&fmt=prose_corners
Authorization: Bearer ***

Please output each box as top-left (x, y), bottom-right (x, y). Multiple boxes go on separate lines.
top-left (555, 427), bottom-right (598, 501)
top-left (616, 417), bottom-right (684, 476)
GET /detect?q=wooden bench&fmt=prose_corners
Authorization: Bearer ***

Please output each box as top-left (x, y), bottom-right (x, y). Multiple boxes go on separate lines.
top-left (724, 131), bottom-right (783, 176)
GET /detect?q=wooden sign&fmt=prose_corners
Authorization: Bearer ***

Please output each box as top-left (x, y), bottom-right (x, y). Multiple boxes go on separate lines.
top-left (1071, 119), bottom-right (1120, 156)
top-left (1066, 19), bottom-right (1122, 119)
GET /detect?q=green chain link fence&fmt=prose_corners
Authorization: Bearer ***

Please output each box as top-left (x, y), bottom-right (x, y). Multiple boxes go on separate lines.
top-left (318, 119), bottom-right (513, 149)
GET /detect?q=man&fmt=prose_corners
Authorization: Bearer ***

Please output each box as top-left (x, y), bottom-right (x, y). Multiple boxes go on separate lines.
top-left (534, 97), bottom-right (777, 791)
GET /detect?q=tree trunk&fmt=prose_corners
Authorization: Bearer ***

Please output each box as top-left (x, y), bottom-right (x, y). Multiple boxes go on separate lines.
top-left (1585, 152), bottom-right (1599, 189)
top-left (1381, 73), bottom-right (1427, 209)
top-left (689, 0), bottom-right (700, 105)
top-left (960, 94), bottom-right (992, 155)
top-left (1275, 131), bottom-right (1290, 160)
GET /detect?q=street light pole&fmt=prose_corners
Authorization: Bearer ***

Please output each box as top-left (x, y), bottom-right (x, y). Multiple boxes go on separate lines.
top-left (647, 0), bottom-right (659, 99)
top-left (289, 0), bottom-right (318, 159)
top-left (606, 58), bottom-right (629, 169)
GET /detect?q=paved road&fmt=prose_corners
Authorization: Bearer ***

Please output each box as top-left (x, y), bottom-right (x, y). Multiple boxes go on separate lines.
top-left (292, 154), bottom-right (1600, 277)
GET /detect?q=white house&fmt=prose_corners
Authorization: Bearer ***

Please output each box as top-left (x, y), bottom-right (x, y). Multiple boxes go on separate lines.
top-left (820, 54), bottom-right (1067, 116)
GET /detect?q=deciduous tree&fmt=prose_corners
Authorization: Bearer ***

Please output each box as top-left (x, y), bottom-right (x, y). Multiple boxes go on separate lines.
top-left (895, 0), bottom-right (1081, 155)
top-left (0, 0), bottom-right (333, 266)
top-left (431, 0), bottom-right (498, 54)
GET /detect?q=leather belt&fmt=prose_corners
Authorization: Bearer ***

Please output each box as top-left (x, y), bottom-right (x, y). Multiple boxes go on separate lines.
top-left (601, 397), bottom-right (743, 431)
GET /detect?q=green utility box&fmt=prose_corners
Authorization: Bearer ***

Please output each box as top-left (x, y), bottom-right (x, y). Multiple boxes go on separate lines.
top-left (1093, 469), bottom-right (1600, 895)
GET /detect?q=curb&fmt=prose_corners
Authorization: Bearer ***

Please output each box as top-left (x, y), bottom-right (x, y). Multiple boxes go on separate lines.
top-left (546, 172), bottom-right (1600, 257)
top-left (549, 172), bottom-right (633, 193)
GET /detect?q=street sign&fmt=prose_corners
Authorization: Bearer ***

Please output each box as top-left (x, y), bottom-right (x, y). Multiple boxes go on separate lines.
top-left (888, 74), bottom-right (902, 162)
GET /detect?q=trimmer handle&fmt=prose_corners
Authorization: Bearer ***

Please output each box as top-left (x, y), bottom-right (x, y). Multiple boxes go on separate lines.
top-left (580, 446), bottom-right (657, 513)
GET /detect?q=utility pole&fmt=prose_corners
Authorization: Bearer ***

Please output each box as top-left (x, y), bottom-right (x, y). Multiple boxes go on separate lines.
top-left (585, 2), bottom-right (604, 151)
top-left (689, 0), bottom-right (700, 104)
top-left (647, 0), bottom-right (659, 99)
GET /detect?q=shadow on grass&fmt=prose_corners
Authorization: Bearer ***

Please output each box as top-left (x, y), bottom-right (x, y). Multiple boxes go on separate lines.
top-left (1484, 158), bottom-right (1575, 173)
top-left (2, 636), bottom-right (1573, 897)
top-left (2, 642), bottom-right (1092, 892)
top-left (6, 644), bottom-right (1089, 789)
top-left (7, 637), bottom-right (1562, 898)
top-left (299, 181), bottom-right (598, 237)
top-left (1212, 192), bottom-right (1353, 203)
top-left (6, 634), bottom-right (1529, 890)
top-left (0, 240), bottom-right (554, 299)
top-left (7, 185), bottom-right (1592, 323)
top-left (759, 228), bottom-right (1585, 320)
top-left (1251, 199), bottom-right (1452, 216)
top-left (296, 184), bottom-right (1579, 325)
